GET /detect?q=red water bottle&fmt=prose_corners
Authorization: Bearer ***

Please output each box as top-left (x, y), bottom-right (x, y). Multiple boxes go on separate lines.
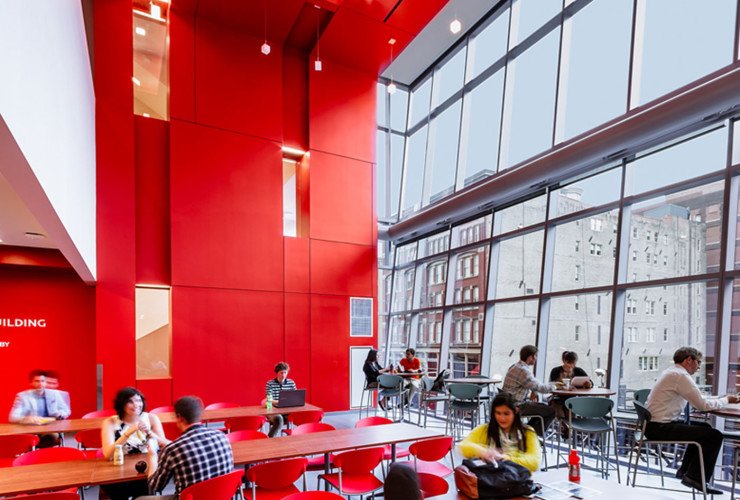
top-left (568, 449), bottom-right (581, 482)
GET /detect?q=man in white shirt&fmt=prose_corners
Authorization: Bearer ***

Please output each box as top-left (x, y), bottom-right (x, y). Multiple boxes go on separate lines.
top-left (645, 347), bottom-right (738, 495)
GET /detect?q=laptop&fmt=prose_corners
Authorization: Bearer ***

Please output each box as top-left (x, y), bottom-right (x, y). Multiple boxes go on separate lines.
top-left (274, 389), bottom-right (306, 408)
top-left (570, 376), bottom-right (591, 388)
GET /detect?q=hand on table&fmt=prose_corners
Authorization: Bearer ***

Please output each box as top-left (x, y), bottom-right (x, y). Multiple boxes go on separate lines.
top-left (728, 395), bottom-right (739, 404)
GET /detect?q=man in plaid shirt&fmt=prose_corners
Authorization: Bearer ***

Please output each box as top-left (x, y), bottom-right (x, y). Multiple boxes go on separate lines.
top-left (502, 345), bottom-right (555, 437)
top-left (139, 396), bottom-right (234, 499)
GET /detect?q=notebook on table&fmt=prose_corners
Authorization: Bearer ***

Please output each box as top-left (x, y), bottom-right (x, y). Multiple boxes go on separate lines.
top-left (274, 389), bottom-right (306, 408)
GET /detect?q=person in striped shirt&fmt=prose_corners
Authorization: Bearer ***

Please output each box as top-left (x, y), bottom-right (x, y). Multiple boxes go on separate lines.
top-left (261, 361), bottom-right (297, 437)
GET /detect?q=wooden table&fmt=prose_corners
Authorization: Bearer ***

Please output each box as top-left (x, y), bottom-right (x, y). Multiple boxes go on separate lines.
top-left (447, 377), bottom-right (502, 385)
top-left (710, 403), bottom-right (740, 419)
top-left (551, 387), bottom-right (615, 397)
top-left (0, 423), bottom-right (442, 496)
top-left (0, 403), bottom-right (323, 437)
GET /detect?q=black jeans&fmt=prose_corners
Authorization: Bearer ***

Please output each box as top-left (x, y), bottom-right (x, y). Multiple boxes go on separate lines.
top-left (645, 420), bottom-right (723, 483)
top-left (519, 402), bottom-right (556, 438)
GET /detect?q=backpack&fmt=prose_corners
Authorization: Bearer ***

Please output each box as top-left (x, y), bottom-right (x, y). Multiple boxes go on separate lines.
top-left (454, 459), bottom-right (539, 499)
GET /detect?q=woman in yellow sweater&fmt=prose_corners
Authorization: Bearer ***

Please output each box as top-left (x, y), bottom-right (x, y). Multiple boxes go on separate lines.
top-left (459, 392), bottom-right (541, 472)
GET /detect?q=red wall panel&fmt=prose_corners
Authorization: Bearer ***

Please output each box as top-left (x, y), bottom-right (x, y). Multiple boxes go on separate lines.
top-left (284, 293), bottom-right (311, 396)
top-left (169, 7), bottom-right (196, 122)
top-left (171, 286), bottom-right (284, 404)
top-left (195, 18), bottom-right (283, 142)
top-left (309, 294), bottom-right (375, 411)
top-left (284, 237), bottom-right (310, 293)
top-left (0, 267), bottom-right (96, 419)
top-left (136, 378), bottom-right (173, 409)
top-left (309, 151), bottom-right (373, 245)
top-left (0, 247), bottom-right (71, 269)
top-left (94, 0), bottom-right (137, 403)
top-left (135, 116), bottom-right (171, 285)
top-left (309, 62), bottom-right (376, 163)
top-left (310, 240), bottom-right (373, 297)
top-left (170, 120), bottom-right (284, 291)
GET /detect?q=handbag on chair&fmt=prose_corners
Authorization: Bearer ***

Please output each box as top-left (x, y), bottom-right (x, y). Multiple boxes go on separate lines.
top-left (454, 458), bottom-right (539, 499)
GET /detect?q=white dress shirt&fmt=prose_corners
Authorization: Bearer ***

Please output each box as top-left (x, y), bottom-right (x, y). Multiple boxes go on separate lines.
top-left (645, 364), bottom-right (727, 423)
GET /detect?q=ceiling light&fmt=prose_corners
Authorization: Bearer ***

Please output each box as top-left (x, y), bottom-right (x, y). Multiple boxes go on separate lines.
top-left (135, 26), bottom-right (146, 36)
top-left (314, 59), bottom-right (322, 71)
top-left (25, 232), bottom-right (46, 240)
top-left (142, 113), bottom-right (150, 118)
top-left (450, 19), bottom-right (462, 34)
top-left (261, 42), bottom-right (271, 55)
top-left (387, 82), bottom-right (397, 94)
top-left (132, 77), bottom-right (141, 86)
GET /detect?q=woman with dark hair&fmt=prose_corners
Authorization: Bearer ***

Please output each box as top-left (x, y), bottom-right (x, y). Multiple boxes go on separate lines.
top-left (549, 351), bottom-right (590, 385)
top-left (363, 349), bottom-right (392, 410)
top-left (459, 392), bottom-right (540, 472)
top-left (100, 387), bottom-right (169, 499)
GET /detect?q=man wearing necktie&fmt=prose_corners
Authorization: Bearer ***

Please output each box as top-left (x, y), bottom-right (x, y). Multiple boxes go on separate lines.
top-left (9, 369), bottom-right (71, 447)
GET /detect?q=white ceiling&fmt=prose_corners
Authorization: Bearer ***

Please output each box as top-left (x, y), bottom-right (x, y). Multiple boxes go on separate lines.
top-left (0, 169), bottom-right (56, 249)
top-left (381, 0), bottom-right (496, 86)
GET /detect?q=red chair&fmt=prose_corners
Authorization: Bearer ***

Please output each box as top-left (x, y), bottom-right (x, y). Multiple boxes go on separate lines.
top-left (10, 493), bottom-right (81, 499)
top-left (245, 457), bottom-right (308, 499)
top-left (205, 402), bottom-right (240, 410)
top-left (354, 416), bottom-right (411, 462)
top-left (418, 472), bottom-right (449, 498)
top-left (12, 447), bottom-right (87, 466)
top-left (290, 423), bottom-right (335, 471)
top-left (74, 428), bottom-right (103, 459)
top-left (226, 430), bottom-right (268, 444)
top-left (409, 436), bottom-right (455, 476)
top-left (162, 421), bottom-right (183, 440)
top-left (282, 493), bottom-right (344, 500)
top-left (150, 405), bottom-right (175, 414)
top-left (0, 434), bottom-right (39, 468)
top-left (81, 409), bottom-right (116, 419)
top-left (225, 416), bottom-right (266, 432)
top-left (179, 469), bottom-right (244, 500)
top-left (318, 447), bottom-right (385, 497)
top-left (283, 410), bottom-right (324, 435)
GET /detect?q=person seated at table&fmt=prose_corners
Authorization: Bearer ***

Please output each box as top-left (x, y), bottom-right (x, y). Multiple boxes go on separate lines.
top-left (9, 369), bottom-right (71, 447)
top-left (43, 369), bottom-right (71, 409)
top-left (100, 386), bottom-right (169, 500)
top-left (140, 396), bottom-right (234, 500)
top-left (548, 351), bottom-right (591, 426)
top-left (459, 392), bottom-right (541, 472)
top-left (363, 348), bottom-right (392, 410)
top-left (398, 348), bottom-right (423, 407)
top-left (645, 347), bottom-right (739, 495)
top-left (501, 345), bottom-right (555, 438)
top-left (385, 462), bottom-right (423, 500)
top-left (261, 361), bottom-right (297, 437)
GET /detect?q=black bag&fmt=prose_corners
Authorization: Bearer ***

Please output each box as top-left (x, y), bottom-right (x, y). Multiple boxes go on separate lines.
top-left (430, 369), bottom-right (448, 393)
top-left (454, 458), bottom-right (539, 499)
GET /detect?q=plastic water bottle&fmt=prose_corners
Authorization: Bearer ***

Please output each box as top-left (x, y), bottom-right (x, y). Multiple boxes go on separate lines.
top-left (568, 449), bottom-right (581, 482)
top-left (266, 394), bottom-right (273, 411)
top-left (113, 444), bottom-right (124, 466)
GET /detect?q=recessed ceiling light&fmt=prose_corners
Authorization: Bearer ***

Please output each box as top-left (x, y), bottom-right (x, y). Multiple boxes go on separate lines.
top-left (132, 77), bottom-right (141, 86)
top-left (135, 26), bottom-right (146, 36)
top-left (450, 19), bottom-right (462, 34)
top-left (25, 232), bottom-right (46, 240)
top-left (143, 113), bottom-right (150, 118)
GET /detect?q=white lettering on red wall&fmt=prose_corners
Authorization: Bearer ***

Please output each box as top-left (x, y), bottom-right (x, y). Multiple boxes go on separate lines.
top-left (0, 318), bottom-right (47, 328)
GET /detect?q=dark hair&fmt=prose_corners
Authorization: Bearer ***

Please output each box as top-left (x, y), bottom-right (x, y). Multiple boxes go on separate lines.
top-left (486, 392), bottom-right (528, 453)
top-left (174, 396), bottom-right (204, 424)
top-left (519, 345), bottom-right (538, 361)
top-left (562, 351), bottom-right (578, 364)
top-left (674, 347), bottom-right (702, 364)
top-left (384, 463), bottom-right (422, 500)
top-left (28, 369), bottom-right (46, 381)
top-left (365, 349), bottom-right (378, 364)
top-left (274, 362), bottom-right (290, 373)
top-left (113, 387), bottom-right (147, 419)
top-left (405, 348), bottom-right (416, 356)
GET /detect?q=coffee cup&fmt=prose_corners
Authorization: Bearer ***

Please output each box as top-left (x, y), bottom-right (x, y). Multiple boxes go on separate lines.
top-left (562, 378), bottom-right (571, 390)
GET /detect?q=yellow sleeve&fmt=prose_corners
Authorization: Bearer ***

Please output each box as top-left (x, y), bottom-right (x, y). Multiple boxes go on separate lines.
top-left (458, 424), bottom-right (491, 459)
top-left (504, 428), bottom-right (541, 472)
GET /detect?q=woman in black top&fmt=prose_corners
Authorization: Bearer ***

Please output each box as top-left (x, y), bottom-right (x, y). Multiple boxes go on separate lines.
top-left (363, 349), bottom-right (392, 410)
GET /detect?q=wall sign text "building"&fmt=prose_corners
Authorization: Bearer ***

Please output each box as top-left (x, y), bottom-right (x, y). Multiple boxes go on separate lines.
top-left (0, 319), bottom-right (47, 328)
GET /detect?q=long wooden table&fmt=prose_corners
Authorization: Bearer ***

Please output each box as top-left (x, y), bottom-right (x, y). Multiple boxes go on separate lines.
top-left (0, 423), bottom-right (443, 496)
top-left (0, 403), bottom-right (323, 437)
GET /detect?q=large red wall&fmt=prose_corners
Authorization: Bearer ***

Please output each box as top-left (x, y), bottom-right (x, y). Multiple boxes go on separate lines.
top-left (0, 265), bottom-right (96, 419)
